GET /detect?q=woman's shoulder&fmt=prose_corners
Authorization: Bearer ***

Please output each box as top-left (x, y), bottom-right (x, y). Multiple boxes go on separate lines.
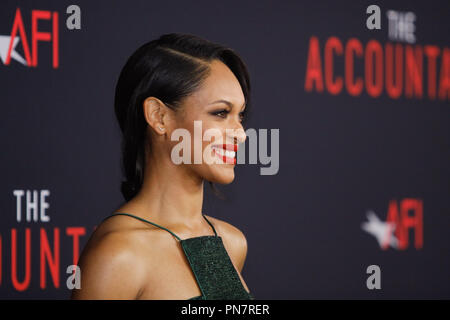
top-left (81, 213), bottom-right (170, 266)
top-left (72, 215), bottom-right (161, 299)
top-left (203, 215), bottom-right (248, 272)
top-left (83, 214), bottom-right (158, 256)
top-left (204, 215), bottom-right (247, 241)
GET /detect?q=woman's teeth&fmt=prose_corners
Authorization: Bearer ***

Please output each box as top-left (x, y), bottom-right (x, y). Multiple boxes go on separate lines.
top-left (212, 147), bottom-right (236, 158)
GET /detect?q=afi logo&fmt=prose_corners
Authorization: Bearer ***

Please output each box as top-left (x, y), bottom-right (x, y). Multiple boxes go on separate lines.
top-left (362, 198), bottom-right (423, 250)
top-left (0, 8), bottom-right (59, 68)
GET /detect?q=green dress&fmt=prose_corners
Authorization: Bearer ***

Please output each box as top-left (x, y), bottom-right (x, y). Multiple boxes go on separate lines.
top-left (103, 212), bottom-right (255, 300)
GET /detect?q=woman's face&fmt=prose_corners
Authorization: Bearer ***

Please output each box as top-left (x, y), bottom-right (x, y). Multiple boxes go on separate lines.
top-left (169, 59), bottom-right (247, 184)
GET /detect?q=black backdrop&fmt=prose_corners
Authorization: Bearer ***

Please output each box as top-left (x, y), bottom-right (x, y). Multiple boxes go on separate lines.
top-left (0, 0), bottom-right (449, 299)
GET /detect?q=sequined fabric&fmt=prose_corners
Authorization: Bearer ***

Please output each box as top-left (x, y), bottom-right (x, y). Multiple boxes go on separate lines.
top-left (180, 235), bottom-right (254, 300)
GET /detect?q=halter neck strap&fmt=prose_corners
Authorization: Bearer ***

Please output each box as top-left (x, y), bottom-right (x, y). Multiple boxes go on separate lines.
top-left (104, 212), bottom-right (217, 241)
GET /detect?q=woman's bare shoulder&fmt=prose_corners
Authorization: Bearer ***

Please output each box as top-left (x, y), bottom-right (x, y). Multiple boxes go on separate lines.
top-left (204, 215), bottom-right (247, 240)
top-left (203, 215), bottom-right (248, 271)
top-left (71, 215), bottom-right (159, 299)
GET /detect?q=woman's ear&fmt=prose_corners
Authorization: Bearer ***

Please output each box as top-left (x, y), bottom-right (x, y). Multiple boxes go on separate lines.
top-left (143, 97), bottom-right (167, 135)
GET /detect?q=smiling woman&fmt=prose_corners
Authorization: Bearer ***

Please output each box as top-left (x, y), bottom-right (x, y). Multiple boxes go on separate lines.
top-left (71, 33), bottom-right (255, 300)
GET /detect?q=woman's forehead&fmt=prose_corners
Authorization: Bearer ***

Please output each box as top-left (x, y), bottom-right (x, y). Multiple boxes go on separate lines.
top-left (187, 60), bottom-right (245, 108)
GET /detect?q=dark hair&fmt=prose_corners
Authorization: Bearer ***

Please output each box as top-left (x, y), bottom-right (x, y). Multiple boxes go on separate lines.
top-left (114, 33), bottom-right (252, 202)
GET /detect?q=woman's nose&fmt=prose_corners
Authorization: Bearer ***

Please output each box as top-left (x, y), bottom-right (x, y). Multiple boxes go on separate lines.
top-left (229, 127), bottom-right (246, 145)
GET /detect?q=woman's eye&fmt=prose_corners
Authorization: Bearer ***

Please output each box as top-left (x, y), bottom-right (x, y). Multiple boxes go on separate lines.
top-left (212, 110), bottom-right (229, 118)
top-left (211, 109), bottom-right (245, 122)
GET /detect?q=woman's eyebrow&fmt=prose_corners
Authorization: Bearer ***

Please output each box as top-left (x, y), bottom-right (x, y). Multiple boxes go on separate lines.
top-left (209, 99), bottom-right (246, 111)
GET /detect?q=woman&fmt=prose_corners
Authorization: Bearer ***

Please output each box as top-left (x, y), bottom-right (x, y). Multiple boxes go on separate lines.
top-left (71, 33), bottom-right (254, 300)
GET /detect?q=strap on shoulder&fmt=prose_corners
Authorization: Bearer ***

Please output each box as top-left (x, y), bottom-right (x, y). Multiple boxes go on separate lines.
top-left (202, 214), bottom-right (217, 237)
top-left (105, 212), bottom-right (182, 241)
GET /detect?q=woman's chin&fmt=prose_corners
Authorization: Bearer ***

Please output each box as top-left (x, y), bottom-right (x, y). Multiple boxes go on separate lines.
top-left (209, 168), bottom-right (235, 184)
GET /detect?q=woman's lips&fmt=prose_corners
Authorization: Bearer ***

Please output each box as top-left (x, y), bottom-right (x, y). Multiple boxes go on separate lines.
top-left (211, 144), bottom-right (237, 164)
top-left (212, 144), bottom-right (238, 151)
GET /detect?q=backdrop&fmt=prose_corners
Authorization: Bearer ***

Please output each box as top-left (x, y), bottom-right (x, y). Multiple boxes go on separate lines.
top-left (0, 0), bottom-right (449, 299)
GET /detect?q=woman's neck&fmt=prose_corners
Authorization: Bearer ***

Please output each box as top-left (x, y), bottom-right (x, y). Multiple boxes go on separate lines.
top-left (131, 157), bottom-right (205, 228)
